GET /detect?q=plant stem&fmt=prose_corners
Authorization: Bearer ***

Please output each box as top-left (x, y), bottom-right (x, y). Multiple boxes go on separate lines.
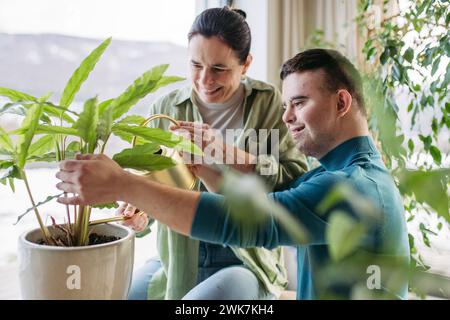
top-left (21, 170), bottom-right (53, 245)
top-left (65, 194), bottom-right (72, 233)
top-left (73, 204), bottom-right (77, 230)
top-left (100, 133), bottom-right (111, 154)
top-left (75, 205), bottom-right (92, 246)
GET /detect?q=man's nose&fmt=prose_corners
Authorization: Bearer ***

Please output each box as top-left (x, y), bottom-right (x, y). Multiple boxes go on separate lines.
top-left (282, 105), bottom-right (295, 124)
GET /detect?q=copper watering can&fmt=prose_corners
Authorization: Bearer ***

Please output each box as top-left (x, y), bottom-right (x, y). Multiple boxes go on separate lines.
top-left (89, 114), bottom-right (197, 226)
top-left (129, 114), bottom-right (198, 190)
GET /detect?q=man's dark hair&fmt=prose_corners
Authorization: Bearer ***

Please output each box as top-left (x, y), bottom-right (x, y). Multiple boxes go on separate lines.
top-left (188, 7), bottom-right (251, 64)
top-left (280, 49), bottom-right (366, 116)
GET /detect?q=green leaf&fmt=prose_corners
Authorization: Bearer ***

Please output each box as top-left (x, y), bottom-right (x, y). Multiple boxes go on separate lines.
top-left (407, 101), bottom-right (414, 112)
top-left (0, 148), bottom-right (12, 156)
top-left (112, 124), bottom-right (178, 147)
top-left (366, 47), bottom-right (376, 60)
top-left (408, 139), bottom-right (414, 153)
top-left (113, 144), bottom-right (176, 171)
top-left (97, 98), bottom-right (114, 116)
top-left (431, 58), bottom-right (440, 76)
top-left (220, 171), bottom-right (309, 245)
top-left (392, 63), bottom-right (402, 81)
top-left (419, 134), bottom-right (432, 150)
top-left (66, 141), bottom-right (81, 152)
top-left (404, 48), bottom-right (414, 63)
top-left (34, 125), bottom-right (80, 136)
top-left (0, 100), bottom-right (73, 124)
top-left (117, 115), bottom-right (146, 125)
top-left (0, 162), bottom-right (18, 192)
top-left (115, 153), bottom-right (176, 171)
top-left (112, 124), bottom-right (203, 156)
top-left (380, 48), bottom-right (390, 65)
top-left (112, 129), bottom-right (134, 144)
top-left (326, 211), bottom-right (366, 262)
top-left (0, 87), bottom-right (38, 102)
top-left (10, 125), bottom-right (77, 137)
top-left (16, 103), bottom-right (44, 168)
top-left (172, 137), bottom-right (203, 155)
top-left (41, 103), bottom-right (75, 124)
top-left (317, 182), bottom-right (380, 221)
top-left (153, 75), bottom-right (185, 89)
top-left (429, 146), bottom-right (442, 164)
top-left (92, 202), bottom-right (119, 209)
top-left (109, 64), bottom-right (184, 120)
top-left (97, 105), bottom-right (113, 142)
top-left (431, 118), bottom-right (438, 136)
top-left (73, 97), bottom-right (99, 152)
top-left (0, 126), bottom-right (14, 152)
top-left (28, 135), bottom-right (55, 157)
top-left (118, 142), bottom-right (160, 155)
top-left (0, 161), bottom-right (14, 169)
top-left (0, 164), bottom-right (21, 181)
top-left (8, 177), bottom-right (15, 192)
top-left (27, 151), bottom-right (76, 162)
top-left (14, 193), bottom-right (64, 225)
top-left (59, 37), bottom-right (111, 107)
top-left (397, 169), bottom-right (450, 222)
top-left (0, 102), bottom-right (27, 117)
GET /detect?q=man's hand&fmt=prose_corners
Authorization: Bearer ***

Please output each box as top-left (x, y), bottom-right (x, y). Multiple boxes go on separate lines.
top-left (116, 203), bottom-right (149, 232)
top-left (55, 153), bottom-right (200, 236)
top-left (55, 154), bottom-right (127, 206)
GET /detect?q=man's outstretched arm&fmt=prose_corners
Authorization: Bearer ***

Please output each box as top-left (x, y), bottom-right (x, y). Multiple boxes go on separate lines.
top-left (56, 154), bottom-right (320, 248)
top-left (56, 154), bottom-right (200, 236)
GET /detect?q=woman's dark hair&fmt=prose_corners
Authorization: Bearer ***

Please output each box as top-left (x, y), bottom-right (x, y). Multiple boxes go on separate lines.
top-left (280, 49), bottom-right (366, 116)
top-left (188, 7), bottom-right (251, 64)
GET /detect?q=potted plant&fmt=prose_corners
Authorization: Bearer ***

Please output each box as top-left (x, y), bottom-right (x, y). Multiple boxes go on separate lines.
top-left (0, 37), bottom-right (201, 299)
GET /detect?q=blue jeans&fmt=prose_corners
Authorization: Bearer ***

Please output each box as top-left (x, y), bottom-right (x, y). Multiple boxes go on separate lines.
top-left (128, 241), bottom-right (273, 300)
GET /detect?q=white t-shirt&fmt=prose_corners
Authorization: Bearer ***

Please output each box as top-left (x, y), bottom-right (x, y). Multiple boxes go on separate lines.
top-left (192, 83), bottom-right (245, 142)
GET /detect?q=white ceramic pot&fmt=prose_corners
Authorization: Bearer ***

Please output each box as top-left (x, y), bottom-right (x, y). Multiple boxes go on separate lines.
top-left (18, 223), bottom-right (134, 300)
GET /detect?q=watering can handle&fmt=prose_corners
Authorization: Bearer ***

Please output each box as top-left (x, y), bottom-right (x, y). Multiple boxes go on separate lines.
top-left (131, 114), bottom-right (180, 147)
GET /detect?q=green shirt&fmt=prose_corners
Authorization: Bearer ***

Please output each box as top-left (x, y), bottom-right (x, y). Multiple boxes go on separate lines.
top-left (145, 77), bottom-right (308, 299)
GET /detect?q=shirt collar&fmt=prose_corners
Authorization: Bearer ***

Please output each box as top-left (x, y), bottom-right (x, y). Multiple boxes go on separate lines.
top-left (319, 136), bottom-right (379, 171)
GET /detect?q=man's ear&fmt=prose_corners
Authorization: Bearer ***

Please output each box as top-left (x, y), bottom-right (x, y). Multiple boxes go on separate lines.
top-left (242, 54), bottom-right (253, 74)
top-left (336, 89), bottom-right (353, 118)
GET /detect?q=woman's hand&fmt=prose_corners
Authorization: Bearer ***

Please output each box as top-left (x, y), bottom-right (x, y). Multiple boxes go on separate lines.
top-left (116, 203), bottom-right (149, 232)
top-left (170, 121), bottom-right (257, 173)
top-left (186, 164), bottom-right (223, 192)
top-left (170, 121), bottom-right (218, 157)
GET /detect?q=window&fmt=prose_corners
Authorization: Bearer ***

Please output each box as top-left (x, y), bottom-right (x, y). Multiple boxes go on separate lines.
top-left (0, 0), bottom-right (196, 272)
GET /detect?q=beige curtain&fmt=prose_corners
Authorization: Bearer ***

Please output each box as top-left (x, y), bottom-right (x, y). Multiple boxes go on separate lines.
top-left (267, 0), bottom-right (360, 86)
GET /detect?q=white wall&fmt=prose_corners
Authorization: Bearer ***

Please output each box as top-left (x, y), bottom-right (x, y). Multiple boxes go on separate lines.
top-left (234, 0), bottom-right (270, 83)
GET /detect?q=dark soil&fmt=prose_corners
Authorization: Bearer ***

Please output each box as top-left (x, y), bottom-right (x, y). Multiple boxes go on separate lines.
top-left (37, 233), bottom-right (120, 246)
top-left (88, 233), bottom-right (120, 245)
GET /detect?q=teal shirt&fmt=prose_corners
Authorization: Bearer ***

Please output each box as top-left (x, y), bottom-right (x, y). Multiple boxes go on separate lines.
top-left (191, 136), bottom-right (410, 299)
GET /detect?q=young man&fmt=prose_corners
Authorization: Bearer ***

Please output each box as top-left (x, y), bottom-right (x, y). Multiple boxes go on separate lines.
top-left (55, 49), bottom-right (410, 299)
